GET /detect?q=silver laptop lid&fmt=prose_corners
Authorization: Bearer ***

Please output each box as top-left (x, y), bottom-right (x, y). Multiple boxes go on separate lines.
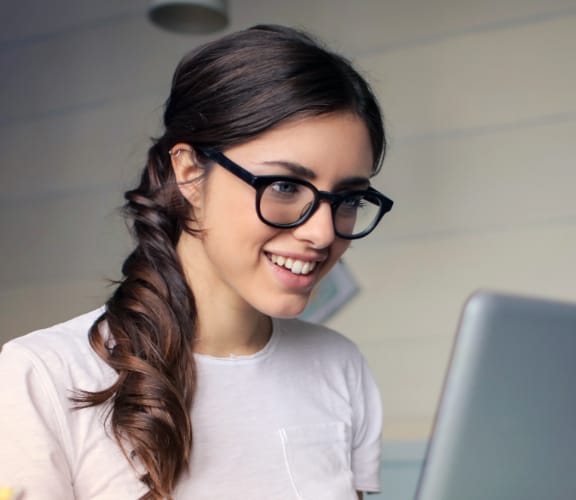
top-left (415, 290), bottom-right (576, 500)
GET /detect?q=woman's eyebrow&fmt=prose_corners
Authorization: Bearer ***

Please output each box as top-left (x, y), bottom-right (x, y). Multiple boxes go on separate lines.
top-left (260, 160), bottom-right (371, 189)
top-left (261, 160), bottom-right (317, 179)
top-left (333, 177), bottom-right (371, 190)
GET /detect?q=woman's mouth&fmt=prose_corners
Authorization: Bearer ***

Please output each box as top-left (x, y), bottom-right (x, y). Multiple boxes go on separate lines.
top-left (266, 253), bottom-right (318, 276)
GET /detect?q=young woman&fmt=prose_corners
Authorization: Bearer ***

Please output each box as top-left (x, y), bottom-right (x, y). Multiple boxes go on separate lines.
top-left (0, 24), bottom-right (393, 499)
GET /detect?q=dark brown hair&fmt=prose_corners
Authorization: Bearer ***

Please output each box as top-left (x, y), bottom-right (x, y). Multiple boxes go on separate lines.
top-left (75, 24), bottom-right (386, 499)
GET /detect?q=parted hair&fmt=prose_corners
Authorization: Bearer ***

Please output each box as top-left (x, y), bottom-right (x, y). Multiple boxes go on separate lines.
top-left (74, 24), bottom-right (386, 499)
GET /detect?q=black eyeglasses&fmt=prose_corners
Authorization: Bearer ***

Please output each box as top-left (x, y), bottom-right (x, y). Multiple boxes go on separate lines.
top-left (196, 147), bottom-right (394, 240)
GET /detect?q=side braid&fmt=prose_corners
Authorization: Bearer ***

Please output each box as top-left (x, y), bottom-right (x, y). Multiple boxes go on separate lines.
top-left (74, 141), bottom-right (197, 500)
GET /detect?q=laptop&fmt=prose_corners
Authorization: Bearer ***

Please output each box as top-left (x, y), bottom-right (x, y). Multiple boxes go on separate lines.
top-left (414, 290), bottom-right (576, 500)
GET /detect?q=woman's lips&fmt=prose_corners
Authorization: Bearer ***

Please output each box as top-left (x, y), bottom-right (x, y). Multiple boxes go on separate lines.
top-left (266, 252), bottom-right (318, 276)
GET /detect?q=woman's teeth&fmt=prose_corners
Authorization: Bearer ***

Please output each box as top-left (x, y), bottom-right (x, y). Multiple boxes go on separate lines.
top-left (268, 253), bottom-right (317, 275)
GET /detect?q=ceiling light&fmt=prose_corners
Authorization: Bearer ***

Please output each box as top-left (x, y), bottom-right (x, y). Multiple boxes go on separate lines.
top-left (148, 0), bottom-right (229, 34)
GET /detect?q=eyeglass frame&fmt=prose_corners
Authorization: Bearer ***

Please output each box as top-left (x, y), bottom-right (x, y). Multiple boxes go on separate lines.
top-left (188, 146), bottom-right (394, 240)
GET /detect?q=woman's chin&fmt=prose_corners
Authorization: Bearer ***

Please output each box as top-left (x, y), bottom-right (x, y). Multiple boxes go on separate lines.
top-left (258, 297), bottom-right (310, 319)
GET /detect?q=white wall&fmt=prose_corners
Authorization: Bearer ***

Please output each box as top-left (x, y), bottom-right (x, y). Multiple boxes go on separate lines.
top-left (2, 0), bottom-right (576, 442)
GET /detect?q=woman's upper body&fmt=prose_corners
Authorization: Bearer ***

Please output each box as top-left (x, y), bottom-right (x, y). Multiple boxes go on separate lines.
top-left (0, 24), bottom-right (393, 499)
top-left (0, 309), bottom-right (381, 499)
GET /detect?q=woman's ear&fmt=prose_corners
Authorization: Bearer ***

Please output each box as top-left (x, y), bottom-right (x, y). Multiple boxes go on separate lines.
top-left (170, 143), bottom-right (204, 206)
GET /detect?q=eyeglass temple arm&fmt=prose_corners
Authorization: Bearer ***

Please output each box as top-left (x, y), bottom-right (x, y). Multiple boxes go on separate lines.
top-left (196, 147), bottom-right (258, 186)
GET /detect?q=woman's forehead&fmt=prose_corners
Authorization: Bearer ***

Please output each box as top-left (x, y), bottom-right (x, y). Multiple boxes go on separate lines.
top-left (224, 112), bottom-right (374, 175)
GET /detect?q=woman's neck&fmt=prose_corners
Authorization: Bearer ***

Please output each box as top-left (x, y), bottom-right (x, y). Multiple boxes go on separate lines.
top-left (193, 303), bottom-right (272, 357)
top-left (177, 235), bottom-right (273, 357)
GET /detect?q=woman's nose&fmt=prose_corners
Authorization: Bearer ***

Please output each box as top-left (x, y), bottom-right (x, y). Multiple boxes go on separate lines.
top-left (291, 201), bottom-right (336, 248)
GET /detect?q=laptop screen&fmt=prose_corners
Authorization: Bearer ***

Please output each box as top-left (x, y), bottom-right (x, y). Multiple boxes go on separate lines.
top-left (414, 291), bottom-right (576, 500)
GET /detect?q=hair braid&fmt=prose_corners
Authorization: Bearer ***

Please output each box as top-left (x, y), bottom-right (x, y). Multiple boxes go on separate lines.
top-left (75, 142), bottom-right (197, 499)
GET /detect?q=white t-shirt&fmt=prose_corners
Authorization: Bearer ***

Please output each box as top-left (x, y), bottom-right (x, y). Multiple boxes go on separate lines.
top-left (0, 309), bottom-right (382, 499)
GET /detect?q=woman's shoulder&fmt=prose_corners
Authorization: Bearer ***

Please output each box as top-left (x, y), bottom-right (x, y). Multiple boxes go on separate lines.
top-left (4, 307), bottom-right (104, 355)
top-left (0, 307), bottom-right (114, 388)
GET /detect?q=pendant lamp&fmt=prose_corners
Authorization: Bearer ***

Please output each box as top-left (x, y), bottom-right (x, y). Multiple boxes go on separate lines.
top-left (148, 0), bottom-right (229, 34)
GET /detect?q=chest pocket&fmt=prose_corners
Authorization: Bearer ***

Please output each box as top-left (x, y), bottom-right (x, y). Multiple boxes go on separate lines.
top-left (279, 421), bottom-right (356, 500)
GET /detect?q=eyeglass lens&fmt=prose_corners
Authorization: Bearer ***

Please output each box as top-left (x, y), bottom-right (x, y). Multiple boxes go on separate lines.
top-left (258, 180), bottom-right (382, 237)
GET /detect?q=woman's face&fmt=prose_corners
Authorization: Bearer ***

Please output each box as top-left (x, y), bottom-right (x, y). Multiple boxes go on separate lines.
top-left (175, 112), bottom-right (374, 318)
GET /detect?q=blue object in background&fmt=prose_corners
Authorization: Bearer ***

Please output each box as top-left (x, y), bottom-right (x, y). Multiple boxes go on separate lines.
top-left (371, 441), bottom-right (426, 499)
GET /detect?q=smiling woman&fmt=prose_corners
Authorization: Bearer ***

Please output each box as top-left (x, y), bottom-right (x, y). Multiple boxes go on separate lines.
top-left (0, 24), bottom-right (393, 500)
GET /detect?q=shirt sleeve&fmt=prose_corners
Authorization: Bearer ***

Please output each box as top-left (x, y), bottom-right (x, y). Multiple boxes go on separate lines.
top-left (0, 341), bottom-right (75, 500)
top-left (350, 351), bottom-right (383, 493)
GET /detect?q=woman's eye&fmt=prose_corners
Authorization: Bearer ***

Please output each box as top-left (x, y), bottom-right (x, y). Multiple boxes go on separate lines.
top-left (341, 196), bottom-right (366, 209)
top-left (270, 181), bottom-right (299, 195)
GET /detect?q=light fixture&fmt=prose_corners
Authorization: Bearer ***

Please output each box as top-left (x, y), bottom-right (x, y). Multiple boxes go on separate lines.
top-left (148, 0), bottom-right (229, 34)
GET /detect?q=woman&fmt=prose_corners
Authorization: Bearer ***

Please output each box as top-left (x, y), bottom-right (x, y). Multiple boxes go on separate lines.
top-left (0, 24), bottom-right (393, 499)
